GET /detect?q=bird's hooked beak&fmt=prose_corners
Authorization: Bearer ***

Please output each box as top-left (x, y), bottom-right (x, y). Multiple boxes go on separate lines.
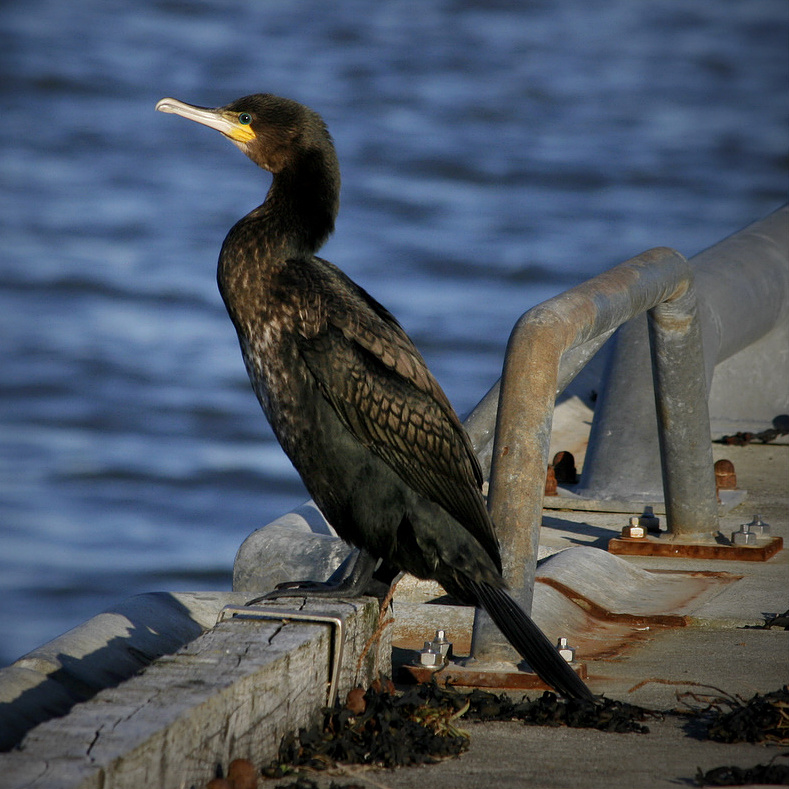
top-left (155, 97), bottom-right (256, 145)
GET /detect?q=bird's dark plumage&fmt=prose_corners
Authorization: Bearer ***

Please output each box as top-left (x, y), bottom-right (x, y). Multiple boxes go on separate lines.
top-left (156, 93), bottom-right (592, 701)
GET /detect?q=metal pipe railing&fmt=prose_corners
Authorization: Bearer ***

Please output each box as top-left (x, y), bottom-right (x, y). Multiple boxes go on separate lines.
top-left (576, 205), bottom-right (789, 501)
top-left (470, 247), bottom-right (718, 664)
top-left (463, 328), bottom-right (616, 471)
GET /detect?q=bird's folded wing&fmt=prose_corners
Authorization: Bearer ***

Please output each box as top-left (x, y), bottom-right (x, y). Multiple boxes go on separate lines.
top-left (292, 260), bottom-right (500, 565)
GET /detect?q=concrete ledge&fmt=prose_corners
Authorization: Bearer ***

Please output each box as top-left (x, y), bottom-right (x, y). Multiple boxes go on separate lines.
top-left (0, 591), bottom-right (253, 751)
top-left (0, 597), bottom-right (387, 789)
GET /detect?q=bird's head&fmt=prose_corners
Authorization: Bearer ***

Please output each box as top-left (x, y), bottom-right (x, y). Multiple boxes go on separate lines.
top-left (155, 93), bottom-right (335, 175)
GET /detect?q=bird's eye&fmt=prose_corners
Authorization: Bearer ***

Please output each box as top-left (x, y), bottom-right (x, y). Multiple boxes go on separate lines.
top-left (238, 113), bottom-right (252, 125)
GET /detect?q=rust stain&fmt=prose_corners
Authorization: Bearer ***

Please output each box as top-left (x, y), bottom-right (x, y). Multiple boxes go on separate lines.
top-left (535, 577), bottom-right (688, 627)
top-left (394, 627), bottom-right (472, 654)
top-left (390, 536), bottom-right (751, 688)
top-left (647, 568), bottom-right (743, 580)
top-left (544, 464), bottom-right (558, 496)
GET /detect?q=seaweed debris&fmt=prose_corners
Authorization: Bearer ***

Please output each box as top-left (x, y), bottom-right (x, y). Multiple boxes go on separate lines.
top-left (707, 687), bottom-right (789, 745)
top-left (262, 679), bottom-right (653, 778)
top-left (695, 753), bottom-right (789, 786)
top-left (262, 679), bottom-right (470, 777)
top-left (679, 686), bottom-right (789, 745)
top-left (274, 780), bottom-right (365, 789)
top-left (452, 685), bottom-right (653, 733)
top-left (717, 415), bottom-right (789, 445)
top-left (761, 610), bottom-right (789, 631)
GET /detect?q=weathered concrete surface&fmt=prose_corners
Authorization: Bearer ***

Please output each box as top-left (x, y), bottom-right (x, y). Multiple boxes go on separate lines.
top-left (0, 591), bottom-right (253, 751)
top-left (365, 710), bottom-right (786, 789)
top-left (0, 597), bottom-right (388, 789)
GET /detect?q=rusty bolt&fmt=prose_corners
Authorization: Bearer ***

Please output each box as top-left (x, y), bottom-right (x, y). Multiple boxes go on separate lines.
top-left (556, 637), bottom-right (576, 663)
top-left (714, 459), bottom-right (737, 491)
top-left (544, 464), bottom-right (558, 496)
top-left (552, 451), bottom-right (578, 484)
top-left (622, 516), bottom-right (646, 539)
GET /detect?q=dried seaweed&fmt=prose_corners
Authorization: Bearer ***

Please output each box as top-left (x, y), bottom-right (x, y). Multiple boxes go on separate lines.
top-left (678, 686), bottom-right (789, 745)
top-left (262, 680), bottom-right (469, 778)
top-left (707, 687), bottom-right (789, 745)
top-left (275, 780), bottom-right (365, 789)
top-left (695, 753), bottom-right (789, 786)
top-left (450, 685), bottom-right (653, 733)
top-left (761, 610), bottom-right (789, 631)
top-left (717, 415), bottom-right (789, 445)
top-left (263, 679), bottom-right (654, 779)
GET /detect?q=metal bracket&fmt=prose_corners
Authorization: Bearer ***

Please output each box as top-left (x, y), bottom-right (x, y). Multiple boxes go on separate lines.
top-left (403, 659), bottom-right (587, 690)
top-left (608, 535), bottom-right (783, 561)
top-left (216, 605), bottom-right (346, 707)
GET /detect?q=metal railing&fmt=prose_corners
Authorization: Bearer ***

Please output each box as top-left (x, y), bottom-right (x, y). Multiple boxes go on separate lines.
top-left (577, 206), bottom-right (789, 502)
top-left (469, 204), bottom-right (788, 664)
top-left (469, 248), bottom-right (717, 662)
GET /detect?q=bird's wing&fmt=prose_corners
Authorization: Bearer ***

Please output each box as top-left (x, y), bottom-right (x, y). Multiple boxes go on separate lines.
top-left (282, 258), bottom-right (501, 566)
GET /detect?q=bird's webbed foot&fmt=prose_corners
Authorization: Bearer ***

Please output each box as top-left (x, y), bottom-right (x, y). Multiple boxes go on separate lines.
top-left (246, 550), bottom-right (397, 605)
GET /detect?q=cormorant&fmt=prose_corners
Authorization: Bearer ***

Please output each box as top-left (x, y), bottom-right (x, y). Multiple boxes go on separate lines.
top-left (156, 93), bottom-right (592, 701)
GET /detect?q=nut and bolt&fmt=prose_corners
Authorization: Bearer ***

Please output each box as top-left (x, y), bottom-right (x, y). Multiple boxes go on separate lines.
top-left (732, 514), bottom-right (770, 545)
top-left (556, 636), bottom-right (576, 663)
top-left (621, 516), bottom-right (647, 539)
top-left (731, 520), bottom-right (758, 546)
top-left (638, 506), bottom-right (661, 534)
top-left (745, 514), bottom-right (770, 537)
top-left (429, 629), bottom-right (453, 659)
top-left (418, 629), bottom-right (453, 668)
top-left (419, 643), bottom-right (443, 667)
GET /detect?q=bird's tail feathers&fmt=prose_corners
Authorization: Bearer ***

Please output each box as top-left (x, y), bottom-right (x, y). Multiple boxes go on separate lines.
top-left (472, 581), bottom-right (594, 702)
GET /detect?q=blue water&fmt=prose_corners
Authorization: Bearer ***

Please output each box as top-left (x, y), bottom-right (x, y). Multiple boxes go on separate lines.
top-left (0, 0), bottom-right (786, 667)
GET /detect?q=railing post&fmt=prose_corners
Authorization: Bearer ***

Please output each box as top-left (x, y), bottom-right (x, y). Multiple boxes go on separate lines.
top-left (648, 281), bottom-right (719, 540)
top-left (470, 322), bottom-right (565, 663)
top-left (470, 247), bottom-right (718, 664)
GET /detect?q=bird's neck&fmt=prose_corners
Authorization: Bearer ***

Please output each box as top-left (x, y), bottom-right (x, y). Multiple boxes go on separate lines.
top-left (256, 147), bottom-right (340, 258)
